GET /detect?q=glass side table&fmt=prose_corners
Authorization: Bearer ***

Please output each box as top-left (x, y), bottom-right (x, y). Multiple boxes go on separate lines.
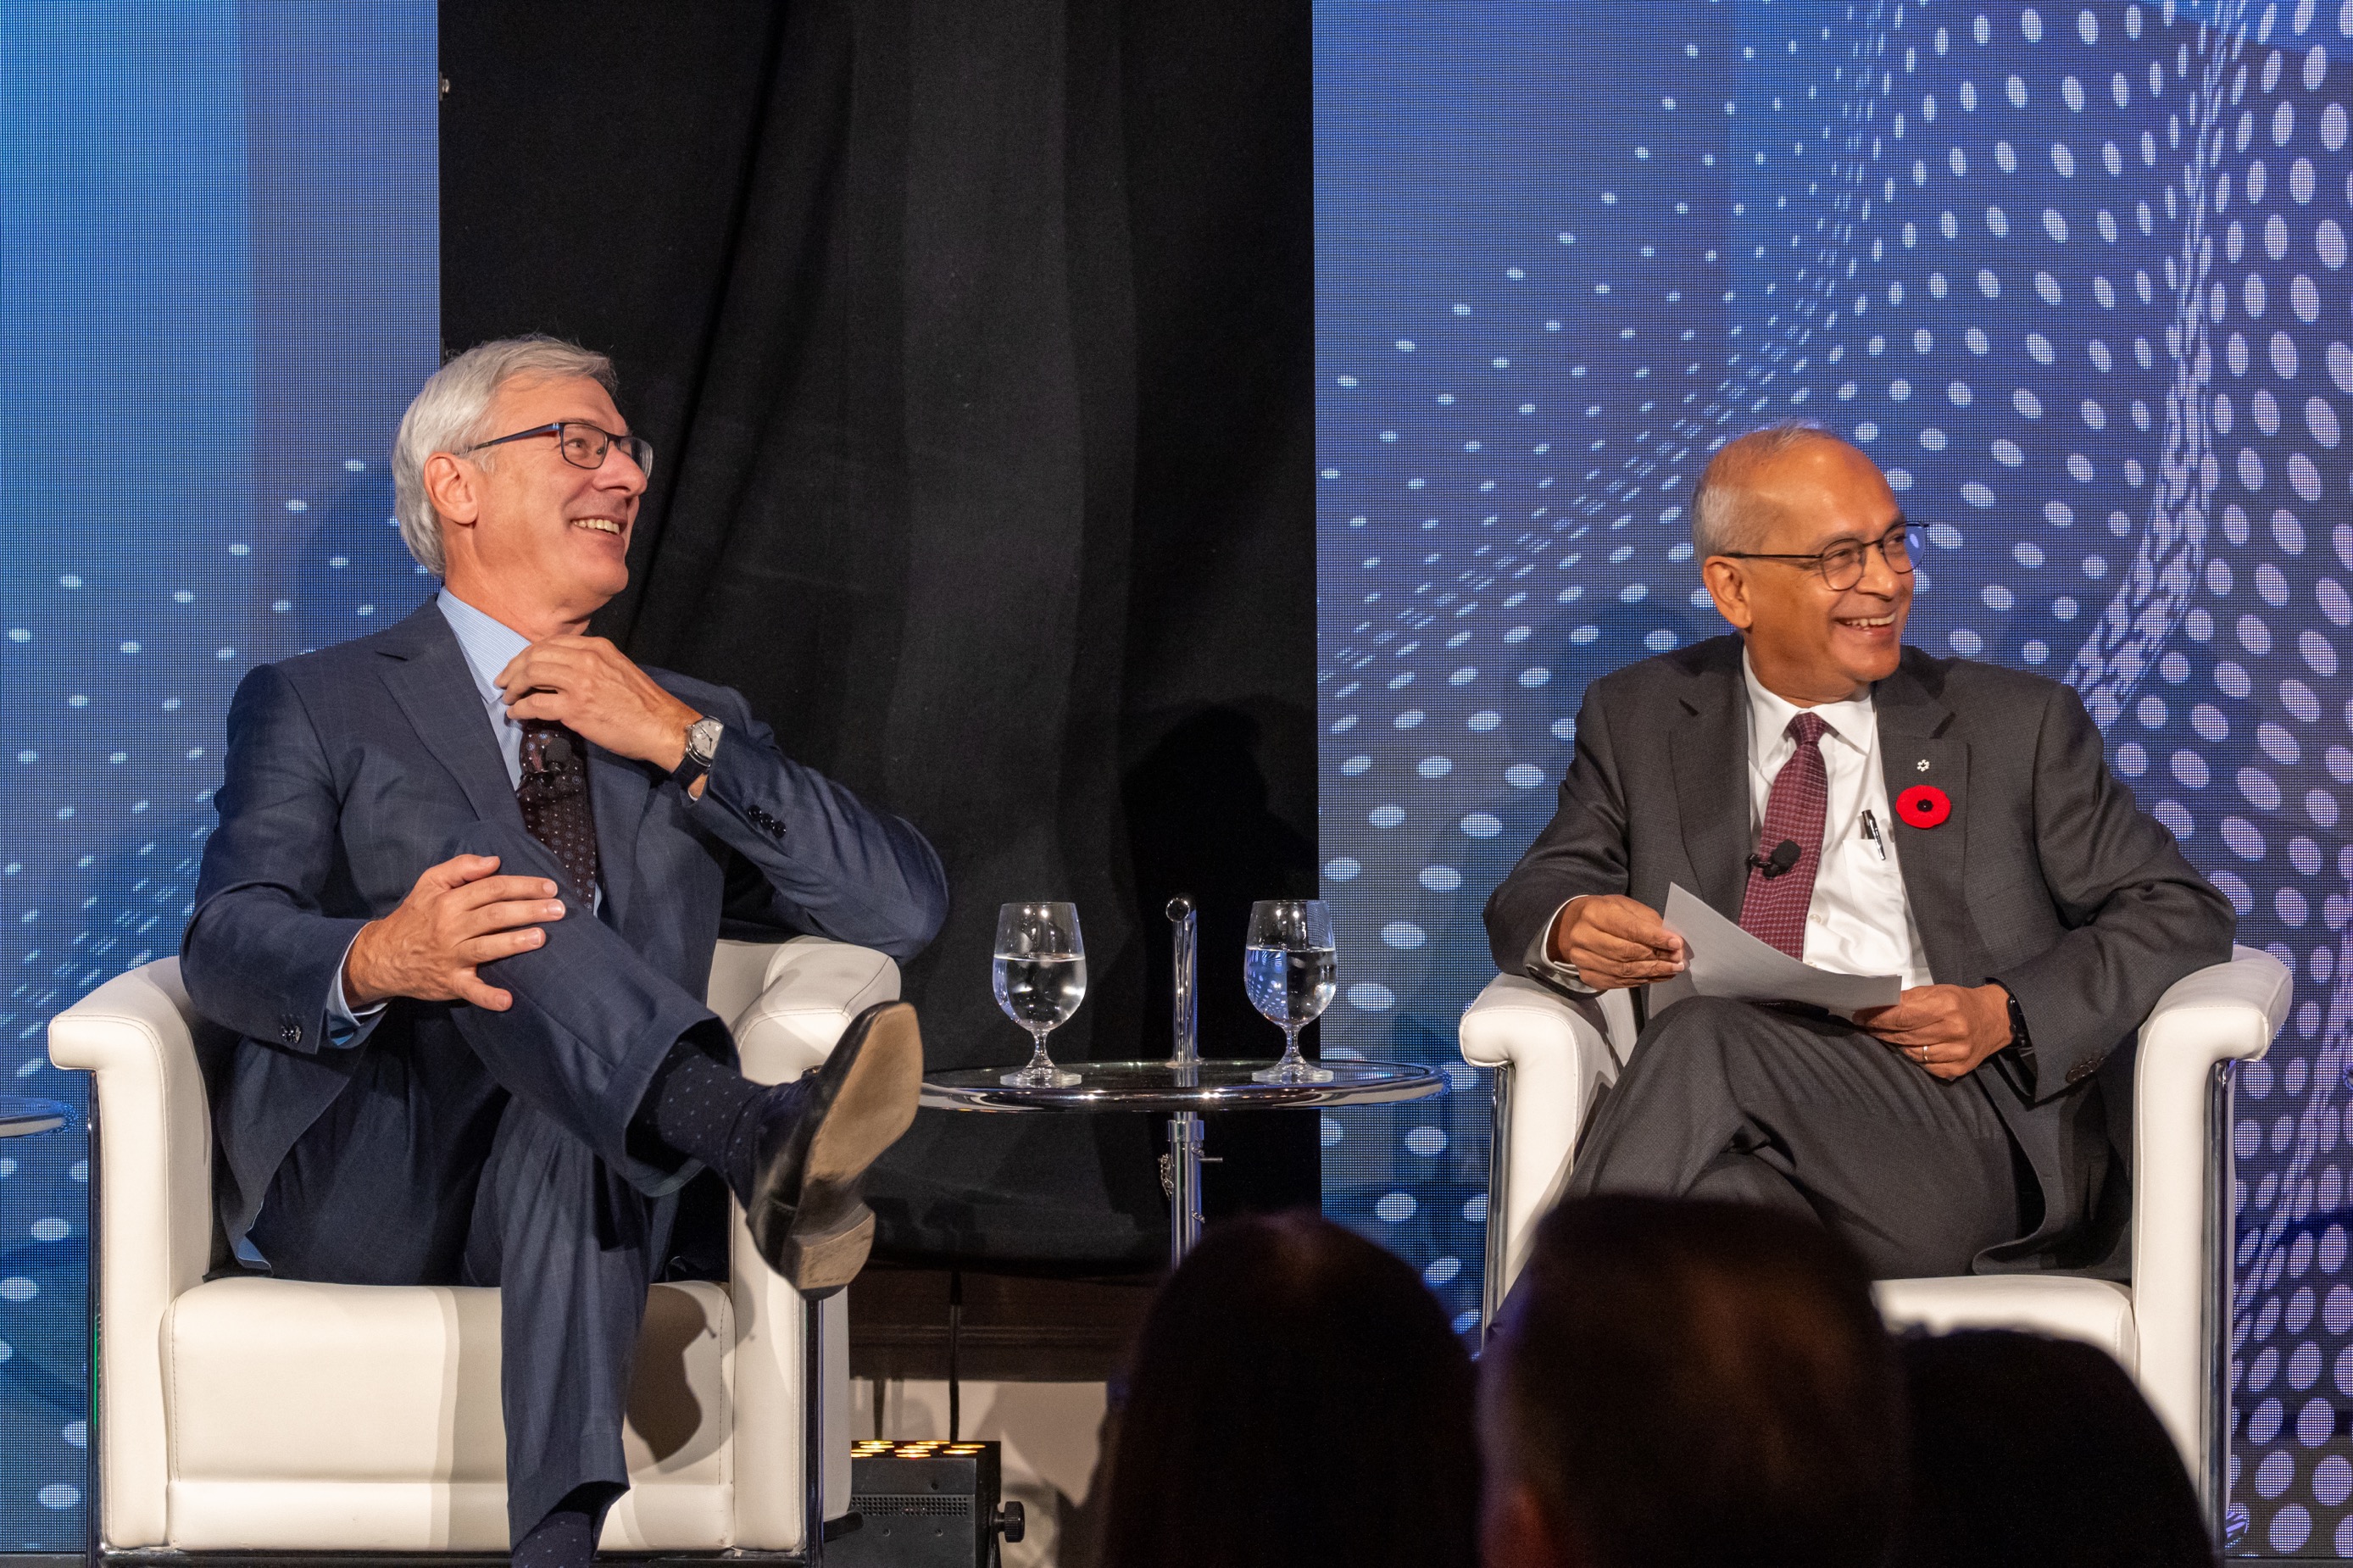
top-left (928, 898), bottom-right (1449, 1268)
top-left (921, 1057), bottom-right (1446, 1115)
top-left (922, 1057), bottom-right (1445, 1267)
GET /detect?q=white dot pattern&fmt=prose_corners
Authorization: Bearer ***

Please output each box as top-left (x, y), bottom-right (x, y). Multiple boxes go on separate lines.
top-left (1318, 3), bottom-right (2353, 1543)
top-left (0, 10), bottom-right (447, 1538)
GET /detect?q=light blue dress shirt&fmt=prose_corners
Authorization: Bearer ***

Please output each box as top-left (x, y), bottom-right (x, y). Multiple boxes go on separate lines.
top-left (434, 587), bottom-right (535, 790)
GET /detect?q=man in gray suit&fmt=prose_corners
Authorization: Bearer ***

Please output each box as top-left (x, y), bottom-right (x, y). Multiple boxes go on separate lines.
top-left (1484, 423), bottom-right (2233, 1280)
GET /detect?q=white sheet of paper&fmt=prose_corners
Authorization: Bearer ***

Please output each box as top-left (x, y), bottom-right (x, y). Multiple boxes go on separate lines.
top-left (1660, 882), bottom-right (1901, 1018)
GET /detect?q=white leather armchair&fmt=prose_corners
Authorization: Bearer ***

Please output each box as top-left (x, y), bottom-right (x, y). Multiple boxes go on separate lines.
top-left (1460, 945), bottom-right (2291, 1523)
top-left (47, 935), bottom-right (899, 1554)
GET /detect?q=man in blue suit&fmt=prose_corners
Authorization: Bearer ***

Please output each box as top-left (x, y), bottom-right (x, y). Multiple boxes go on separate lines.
top-left (181, 336), bottom-right (949, 1568)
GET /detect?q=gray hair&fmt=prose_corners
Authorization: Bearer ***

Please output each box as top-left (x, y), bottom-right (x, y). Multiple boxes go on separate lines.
top-left (390, 335), bottom-right (618, 575)
top-left (1688, 420), bottom-right (1837, 559)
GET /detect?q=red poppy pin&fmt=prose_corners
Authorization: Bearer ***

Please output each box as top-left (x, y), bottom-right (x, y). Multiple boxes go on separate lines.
top-left (1894, 784), bottom-right (1951, 829)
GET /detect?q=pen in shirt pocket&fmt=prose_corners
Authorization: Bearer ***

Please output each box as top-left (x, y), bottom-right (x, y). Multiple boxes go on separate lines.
top-left (1861, 809), bottom-right (1889, 859)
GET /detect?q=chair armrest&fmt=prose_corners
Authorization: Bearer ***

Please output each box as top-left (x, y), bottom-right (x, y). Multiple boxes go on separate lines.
top-left (1459, 975), bottom-right (1622, 1301)
top-left (725, 936), bottom-right (894, 1547)
top-left (726, 937), bottom-right (902, 1087)
top-left (705, 937), bottom-right (784, 1030)
top-left (47, 958), bottom-right (214, 1549)
top-left (2130, 944), bottom-right (2292, 1477)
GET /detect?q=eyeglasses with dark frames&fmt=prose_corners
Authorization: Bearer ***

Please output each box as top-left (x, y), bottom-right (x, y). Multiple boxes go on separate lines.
top-left (1713, 520), bottom-right (1922, 591)
top-left (466, 420), bottom-right (654, 481)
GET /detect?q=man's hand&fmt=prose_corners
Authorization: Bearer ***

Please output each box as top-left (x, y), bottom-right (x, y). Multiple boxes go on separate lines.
top-left (342, 854), bottom-right (566, 1012)
top-left (496, 636), bottom-right (701, 770)
top-left (1855, 982), bottom-right (2013, 1081)
top-left (1548, 895), bottom-right (1688, 990)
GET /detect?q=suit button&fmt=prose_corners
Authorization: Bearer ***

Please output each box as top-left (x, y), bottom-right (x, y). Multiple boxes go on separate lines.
top-left (2065, 1059), bottom-right (2092, 1085)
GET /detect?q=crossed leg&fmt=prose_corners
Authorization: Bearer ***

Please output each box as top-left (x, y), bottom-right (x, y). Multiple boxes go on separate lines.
top-left (255, 818), bottom-right (913, 1559)
top-left (1565, 995), bottom-right (2028, 1279)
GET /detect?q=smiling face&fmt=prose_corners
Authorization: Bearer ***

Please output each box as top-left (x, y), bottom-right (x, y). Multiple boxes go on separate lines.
top-left (425, 373), bottom-right (644, 637)
top-left (1699, 437), bottom-right (1911, 705)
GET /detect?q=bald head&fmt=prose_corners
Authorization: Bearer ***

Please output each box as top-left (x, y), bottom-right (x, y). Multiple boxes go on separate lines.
top-left (1479, 1197), bottom-right (1905, 1568)
top-left (1690, 422), bottom-right (1860, 557)
top-left (1688, 424), bottom-right (1910, 703)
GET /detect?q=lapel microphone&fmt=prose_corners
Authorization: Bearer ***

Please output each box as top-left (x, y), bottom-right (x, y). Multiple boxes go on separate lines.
top-left (1747, 838), bottom-right (1802, 879)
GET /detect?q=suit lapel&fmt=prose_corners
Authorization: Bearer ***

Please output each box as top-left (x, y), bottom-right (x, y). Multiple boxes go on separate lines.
top-left (1669, 643), bottom-right (1753, 920)
top-left (375, 603), bottom-right (523, 828)
top-left (1873, 655), bottom-right (1978, 981)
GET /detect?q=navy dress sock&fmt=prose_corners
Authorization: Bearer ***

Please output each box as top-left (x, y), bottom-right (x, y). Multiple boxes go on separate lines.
top-left (513, 1502), bottom-right (596, 1568)
top-left (636, 1039), bottom-right (780, 1204)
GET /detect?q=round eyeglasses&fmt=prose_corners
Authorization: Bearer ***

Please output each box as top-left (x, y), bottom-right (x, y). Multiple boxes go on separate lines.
top-left (467, 420), bottom-right (654, 481)
top-left (1714, 522), bottom-right (1921, 591)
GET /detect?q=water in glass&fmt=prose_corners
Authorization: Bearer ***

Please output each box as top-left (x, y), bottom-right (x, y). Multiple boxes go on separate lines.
top-left (996, 901), bottom-right (1085, 1087)
top-left (1246, 898), bottom-right (1336, 1083)
top-left (993, 953), bottom-right (1087, 1031)
top-left (1243, 946), bottom-right (1336, 1027)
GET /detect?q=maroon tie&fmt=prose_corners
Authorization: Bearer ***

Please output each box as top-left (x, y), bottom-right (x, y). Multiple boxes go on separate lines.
top-left (1738, 711), bottom-right (1830, 959)
top-left (517, 720), bottom-right (599, 899)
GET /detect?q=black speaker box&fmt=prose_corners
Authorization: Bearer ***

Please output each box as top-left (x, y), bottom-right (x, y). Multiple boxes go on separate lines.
top-left (830, 1440), bottom-right (1023, 1568)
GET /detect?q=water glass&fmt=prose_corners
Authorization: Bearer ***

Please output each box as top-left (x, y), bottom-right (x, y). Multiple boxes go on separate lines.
top-left (1244, 898), bottom-right (1336, 1083)
top-left (994, 902), bottom-right (1087, 1087)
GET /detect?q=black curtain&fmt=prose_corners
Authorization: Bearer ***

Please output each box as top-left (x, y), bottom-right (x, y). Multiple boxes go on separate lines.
top-left (442, 0), bottom-right (1315, 1271)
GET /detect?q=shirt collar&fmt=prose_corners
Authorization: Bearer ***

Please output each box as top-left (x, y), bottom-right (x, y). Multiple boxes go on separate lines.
top-left (1742, 645), bottom-right (1875, 756)
top-left (435, 587), bottom-right (531, 709)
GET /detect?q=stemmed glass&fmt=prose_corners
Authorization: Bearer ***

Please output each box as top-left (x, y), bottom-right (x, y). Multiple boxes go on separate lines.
top-left (993, 902), bottom-right (1087, 1087)
top-left (1244, 899), bottom-right (1337, 1083)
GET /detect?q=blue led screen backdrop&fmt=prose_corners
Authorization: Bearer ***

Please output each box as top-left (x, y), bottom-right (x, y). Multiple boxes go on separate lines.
top-left (1316, 0), bottom-right (2353, 1554)
top-left (0, 5), bottom-right (437, 1544)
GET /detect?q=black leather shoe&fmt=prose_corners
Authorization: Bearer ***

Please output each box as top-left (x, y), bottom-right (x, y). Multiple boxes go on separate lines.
top-left (744, 1000), bottom-right (922, 1297)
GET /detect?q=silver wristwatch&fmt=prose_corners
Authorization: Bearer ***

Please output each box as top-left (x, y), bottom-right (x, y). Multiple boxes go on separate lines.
top-left (671, 715), bottom-right (723, 790)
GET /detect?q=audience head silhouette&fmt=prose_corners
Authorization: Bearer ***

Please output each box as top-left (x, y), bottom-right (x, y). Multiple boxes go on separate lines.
top-left (1478, 1195), bottom-right (1904, 1568)
top-left (1891, 1328), bottom-right (2213, 1567)
top-left (1098, 1210), bottom-right (1479, 1568)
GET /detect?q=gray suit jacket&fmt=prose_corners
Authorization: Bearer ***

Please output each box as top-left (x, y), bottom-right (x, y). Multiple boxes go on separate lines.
top-left (1483, 634), bottom-right (2235, 1272)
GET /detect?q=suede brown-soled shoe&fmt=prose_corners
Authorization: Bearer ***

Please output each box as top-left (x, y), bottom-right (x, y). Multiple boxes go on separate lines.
top-left (745, 999), bottom-right (922, 1297)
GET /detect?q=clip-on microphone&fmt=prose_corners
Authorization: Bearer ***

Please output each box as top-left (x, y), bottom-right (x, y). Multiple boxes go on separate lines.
top-left (1747, 838), bottom-right (1801, 880)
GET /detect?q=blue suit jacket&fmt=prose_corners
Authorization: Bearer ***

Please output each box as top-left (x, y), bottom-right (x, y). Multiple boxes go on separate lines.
top-left (181, 601), bottom-right (948, 1250)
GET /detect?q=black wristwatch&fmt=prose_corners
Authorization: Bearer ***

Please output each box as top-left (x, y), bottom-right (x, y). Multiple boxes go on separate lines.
top-left (670, 715), bottom-right (723, 792)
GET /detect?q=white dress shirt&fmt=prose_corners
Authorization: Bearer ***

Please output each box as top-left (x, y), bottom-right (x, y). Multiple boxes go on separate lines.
top-left (1739, 651), bottom-right (1932, 987)
top-left (1533, 648), bottom-right (1933, 991)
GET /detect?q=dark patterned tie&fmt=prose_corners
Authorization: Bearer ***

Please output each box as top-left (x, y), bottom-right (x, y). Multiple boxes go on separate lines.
top-left (517, 720), bottom-right (599, 899)
top-left (1738, 711), bottom-right (1831, 959)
